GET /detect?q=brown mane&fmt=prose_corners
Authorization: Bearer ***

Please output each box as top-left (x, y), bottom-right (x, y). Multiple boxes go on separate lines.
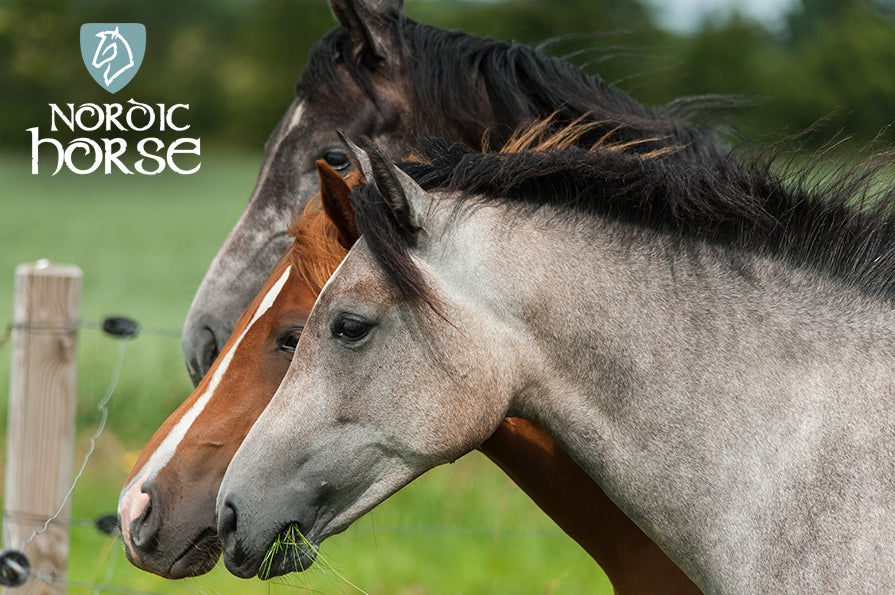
top-left (287, 171), bottom-right (364, 296)
top-left (497, 114), bottom-right (682, 159)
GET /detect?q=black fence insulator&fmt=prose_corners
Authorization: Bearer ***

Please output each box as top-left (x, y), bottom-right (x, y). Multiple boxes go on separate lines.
top-left (95, 514), bottom-right (120, 535)
top-left (0, 550), bottom-right (30, 587)
top-left (101, 317), bottom-right (139, 338)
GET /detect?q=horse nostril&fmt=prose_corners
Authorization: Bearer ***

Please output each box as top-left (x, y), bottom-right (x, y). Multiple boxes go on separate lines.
top-left (130, 488), bottom-right (160, 553)
top-left (185, 326), bottom-right (221, 387)
top-left (218, 498), bottom-right (259, 577)
top-left (201, 327), bottom-right (221, 371)
top-left (218, 500), bottom-right (238, 541)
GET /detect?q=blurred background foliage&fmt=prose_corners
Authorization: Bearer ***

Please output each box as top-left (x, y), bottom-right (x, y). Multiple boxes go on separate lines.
top-left (1, 0), bottom-right (894, 152)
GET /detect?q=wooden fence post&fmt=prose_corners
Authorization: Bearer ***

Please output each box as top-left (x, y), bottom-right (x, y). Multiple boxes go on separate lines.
top-left (4, 260), bottom-right (81, 594)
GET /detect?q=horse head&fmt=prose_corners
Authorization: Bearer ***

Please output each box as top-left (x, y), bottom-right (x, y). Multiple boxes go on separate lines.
top-left (181, 0), bottom-right (412, 385)
top-left (91, 27), bottom-right (135, 87)
top-left (215, 139), bottom-right (516, 578)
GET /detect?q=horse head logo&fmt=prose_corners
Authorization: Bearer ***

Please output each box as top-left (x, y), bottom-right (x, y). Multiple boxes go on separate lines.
top-left (80, 24), bottom-right (146, 93)
top-left (92, 27), bottom-right (135, 86)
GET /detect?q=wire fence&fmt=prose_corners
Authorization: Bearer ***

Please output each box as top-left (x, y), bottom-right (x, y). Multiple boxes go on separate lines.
top-left (0, 316), bottom-right (180, 593)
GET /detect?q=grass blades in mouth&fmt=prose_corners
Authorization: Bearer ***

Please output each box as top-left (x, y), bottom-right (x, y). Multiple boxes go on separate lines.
top-left (260, 524), bottom-right (369, 594)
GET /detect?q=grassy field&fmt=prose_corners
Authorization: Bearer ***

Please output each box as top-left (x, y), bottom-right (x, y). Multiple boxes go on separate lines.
top-left (0, 153), bottom-right (611, 594)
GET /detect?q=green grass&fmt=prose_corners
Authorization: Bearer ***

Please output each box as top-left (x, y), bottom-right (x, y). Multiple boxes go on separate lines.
top-left (261, 524), bottom-right (315, 580)
top-left (0, 153), bottom-right (611, 594)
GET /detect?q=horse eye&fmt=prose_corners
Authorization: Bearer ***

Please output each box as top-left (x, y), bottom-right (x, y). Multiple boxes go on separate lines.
top-left (277, 329), bottom-right (302, 354)
top-left (333, 316), bottom-right (371, 342)
top-left (323, 150), bottom-right (350, 171)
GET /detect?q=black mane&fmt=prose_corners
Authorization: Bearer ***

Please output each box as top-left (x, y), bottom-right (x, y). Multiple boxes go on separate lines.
top-left (296, 10), bottom-right (895, 307)
top-left (352, 138), bottom-right (895, 307)
top-left (297, 16), bottom-right (729, 159)
top-left (401, 23), bottom-right (727, 158)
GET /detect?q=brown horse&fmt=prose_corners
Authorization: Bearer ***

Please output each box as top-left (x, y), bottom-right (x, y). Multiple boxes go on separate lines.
top-left (119, 158), bottom-right (698, 592)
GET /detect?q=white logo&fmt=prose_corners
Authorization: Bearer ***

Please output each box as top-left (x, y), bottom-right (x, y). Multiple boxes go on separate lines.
top-left (91, 27), bottom-right (135, 87)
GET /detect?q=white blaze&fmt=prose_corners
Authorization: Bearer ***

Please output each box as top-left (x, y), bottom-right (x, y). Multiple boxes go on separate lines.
top-left (118, 266), bottom-right (293, 552)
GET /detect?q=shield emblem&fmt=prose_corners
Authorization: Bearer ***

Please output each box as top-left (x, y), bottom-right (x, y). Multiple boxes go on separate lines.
top-left (80, 23), bottom-right (146, 94)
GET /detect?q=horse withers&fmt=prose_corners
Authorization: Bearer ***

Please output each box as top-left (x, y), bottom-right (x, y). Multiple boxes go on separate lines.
top-left (217, 134), bottom-right (895, 592)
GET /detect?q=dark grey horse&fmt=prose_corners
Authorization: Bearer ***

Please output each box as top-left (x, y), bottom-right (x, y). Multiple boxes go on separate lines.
top-left (181, 0), bottom-right (727, 385)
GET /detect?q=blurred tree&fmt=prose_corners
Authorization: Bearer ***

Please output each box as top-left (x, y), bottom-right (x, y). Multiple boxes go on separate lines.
top-left (220, 0), bottom-right (335, 146)
top-left (779, 0), bottom-right (895, 143)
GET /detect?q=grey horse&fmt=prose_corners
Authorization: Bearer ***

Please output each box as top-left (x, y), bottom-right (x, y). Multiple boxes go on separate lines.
top-left (217, 133), bottom-right (895, 592)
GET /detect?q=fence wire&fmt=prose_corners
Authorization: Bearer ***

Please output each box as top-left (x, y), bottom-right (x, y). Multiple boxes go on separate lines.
top-left (1, 316), bottom-right (180, 593)
top-left (19, 335), bottom-right (129, 551)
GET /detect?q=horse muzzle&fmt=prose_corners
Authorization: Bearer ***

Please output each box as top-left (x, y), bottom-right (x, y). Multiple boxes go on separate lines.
top-left (217, 491), bottom-right (322, 579)
top-left (119, 479), bottom-right (222, 578)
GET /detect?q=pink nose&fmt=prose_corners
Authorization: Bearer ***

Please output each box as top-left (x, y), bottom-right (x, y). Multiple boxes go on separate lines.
top-left (119, 476), bottom-right (151, 559)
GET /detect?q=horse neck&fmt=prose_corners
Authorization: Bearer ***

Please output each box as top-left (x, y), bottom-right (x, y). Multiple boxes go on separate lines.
top-left (450, 210), bottom-right (895, 591)
top-left (499, 213), bottom-right (895, 440)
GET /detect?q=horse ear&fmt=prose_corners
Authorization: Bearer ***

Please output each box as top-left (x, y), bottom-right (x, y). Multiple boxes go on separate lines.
top-left (337, 130), bottom-right (374, 182)
top-left (329, 0), bottom-right (403, 61)
top-left (338, 132), bottom-right (428, 233)
top-left (364, 137), bottom-right (430, 233)
top-left (316, 160), bottom-right (359, 250)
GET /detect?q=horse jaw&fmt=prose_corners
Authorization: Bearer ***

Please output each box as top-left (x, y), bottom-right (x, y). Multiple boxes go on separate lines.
top-left (217, 427), bottom-right (421, 578)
